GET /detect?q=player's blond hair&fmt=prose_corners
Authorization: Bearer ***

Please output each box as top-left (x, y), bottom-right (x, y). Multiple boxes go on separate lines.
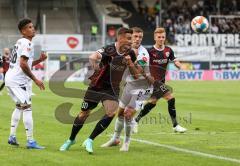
top-left (154, 27), bottom-right (166, 34)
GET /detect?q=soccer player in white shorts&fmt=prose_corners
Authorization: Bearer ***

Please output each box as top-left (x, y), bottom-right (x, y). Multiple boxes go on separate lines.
top-left (5, 18), bottom-right (47, 149)
top-left (101, 27), bottom-right (154, 151)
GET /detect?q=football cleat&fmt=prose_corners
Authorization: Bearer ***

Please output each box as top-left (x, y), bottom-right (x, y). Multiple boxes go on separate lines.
top-left (120, 142), bottom-right (130, 152)
top-left (173, 125), bottom-right (187, 133)
top-left (59, 139), bottom-right (76, 151)
top-left (8, 135), bottom-right (19, 146)
top-left (101, 139), bottom-right (120, 148)
top-left (82, 138), bottom-right (93, 154)
top-left (26, 140), bottom-right (45, 149)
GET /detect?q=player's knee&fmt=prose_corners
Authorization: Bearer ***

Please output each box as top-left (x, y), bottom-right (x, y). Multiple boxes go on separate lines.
top-left (22, 109), bottom-right (32, 123)
top-left (16, 104), bottom-right (21, 109)
top-left (79, 110), bottom-right (90, 119)
top-left (105, 105), bottom-right (118, 117)
top-left (117, 107), bottom-right (124, 117)
top-left (105, 111), bottom-right (116, 118)
top-left (17, 104), bottom-right (31, 110)
top-left (124, 106), bottom-right (135, 120)
top-left (163, 92), bottom-right (174, 101)
top-left (150, 97), bottom-right (158, 104)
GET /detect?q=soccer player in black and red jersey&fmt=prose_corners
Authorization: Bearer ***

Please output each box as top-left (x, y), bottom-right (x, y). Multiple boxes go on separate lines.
top-left (59, 27), bottom-right (141, 153)
top-left (0, 48), bottom-right (10, 92)
top-left (134, 27), bottom-right (187, 133)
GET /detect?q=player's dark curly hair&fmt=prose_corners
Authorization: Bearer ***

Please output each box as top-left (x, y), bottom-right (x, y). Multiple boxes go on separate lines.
top-left (18, 18), bottom-right (32, 31)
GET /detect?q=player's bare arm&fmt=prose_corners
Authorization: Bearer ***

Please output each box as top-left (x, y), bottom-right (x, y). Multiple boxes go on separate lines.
top-left (32, 52), bottom-right (47, 66)
top-left (124, 55), bottom-right (140, 79)
top-left (174, 59), bottom-right (183, 70)
top-left (143, 73), bottom-right (155, 85)
top-left (89, 51), bottom-right (102, 70)
top-left (20, 55), bottom-right (45, 90)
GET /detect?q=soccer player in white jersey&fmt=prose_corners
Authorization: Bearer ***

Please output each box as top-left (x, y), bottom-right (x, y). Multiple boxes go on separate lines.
top-left (101, 27), bottom-right (153, 151)
top-left (5, 18), bottom-right (47, 149)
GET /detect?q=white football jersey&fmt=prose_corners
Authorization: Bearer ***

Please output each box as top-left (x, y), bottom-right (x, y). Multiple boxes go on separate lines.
top-left (5, 38), bottom-right (34, 87)
top-left (124, 45), bottom-right (150, 83)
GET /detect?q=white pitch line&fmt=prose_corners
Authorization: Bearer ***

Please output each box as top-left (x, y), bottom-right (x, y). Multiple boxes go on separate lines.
top-left (130, 138), bottom-right (240, 164)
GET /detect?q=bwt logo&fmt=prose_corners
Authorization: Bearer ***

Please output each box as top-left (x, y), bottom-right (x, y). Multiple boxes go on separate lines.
top-left (170, 71), bottom-right (203, 80)
top-left (213, 71), bottom-right (222, 80)
top-left (214, 71), bottom-right (240, 80)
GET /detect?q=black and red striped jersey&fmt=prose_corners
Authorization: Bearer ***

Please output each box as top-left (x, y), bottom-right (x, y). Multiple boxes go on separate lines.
top-left (89, 43), bottom-right (136, 90)
top-left (148, 45), bottom-right (175, 83)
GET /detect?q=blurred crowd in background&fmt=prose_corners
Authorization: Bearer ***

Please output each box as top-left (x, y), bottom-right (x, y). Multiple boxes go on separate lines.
top-left (137, 0), bottom-right (240, 35)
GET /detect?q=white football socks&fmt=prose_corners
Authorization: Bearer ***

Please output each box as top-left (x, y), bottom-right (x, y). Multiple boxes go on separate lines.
top-left (10, 108), bottom-right (22, 136)
top-left (23, 109), bottom-right (34, 141)
top-left (124, 118), bottom-right (132, 143)
top-left (112, 116), bottom-right (124, 140)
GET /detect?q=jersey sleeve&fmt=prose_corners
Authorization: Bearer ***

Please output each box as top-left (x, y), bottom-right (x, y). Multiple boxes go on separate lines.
top-left (169, 48), bottom-right (176, 61)
top-left (96, 44), bottom-right (116, 59)
top-left (96, 47), bottom-right (105, 57)
top-left (137, 47), bottom-right (149, 68)
top-left (20, 40), bottom-right (32, 58)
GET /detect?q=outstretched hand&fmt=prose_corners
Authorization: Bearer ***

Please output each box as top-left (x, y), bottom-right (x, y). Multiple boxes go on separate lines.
top-left (39, 52), bottom-right (47, 62)
top-left (34, 79), bottom-right (45, 90)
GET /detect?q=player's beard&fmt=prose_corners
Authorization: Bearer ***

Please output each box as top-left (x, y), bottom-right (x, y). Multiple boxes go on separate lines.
top-left (120, 44), bottom-right (131, 55)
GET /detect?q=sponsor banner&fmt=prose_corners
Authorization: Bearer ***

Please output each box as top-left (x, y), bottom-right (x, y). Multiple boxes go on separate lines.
top-left (43, 69), bottom-right (240, 81)
top-left (171, 46), bottom-right (215, 61)
top-left (213, 70), bottom-right (240, 80)
top-left (175, 34), bottom-right (240, 47)
top-left (211, 61), bottom-right (240, 70)
top-left (174, 34), bottom-right (240, 61)
top-left (33, 34), bottom-right (83, 51)
top-left (3, 70), bottom-right (239, 82)
top-left (166, 70), bottom-right (240, 80)
top-left (169, 62), bottom-right (210, 70)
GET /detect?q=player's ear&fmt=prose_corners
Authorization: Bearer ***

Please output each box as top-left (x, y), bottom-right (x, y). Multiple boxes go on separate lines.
top-left (20, 28), bottom-right (25, 35)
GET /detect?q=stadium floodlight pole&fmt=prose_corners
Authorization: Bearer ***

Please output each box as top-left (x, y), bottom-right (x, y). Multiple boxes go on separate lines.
top-left (74, 0), bottom-right (81, 34)
top-left (42, 14), bottom-right (46, 34)
top-left (156, 15), bottom-right (159, 28)
top-left (102, 15), bottom-right (106, 46)
top-left (209, 15), bottom-right (212, 70)
top-left (159, 0), bottom-right (162, 26)
top-left (42, 14), bottom-right (48, 81)
top-left (23, 0), bottom-right (27, 18)
top-left (217, 0), bottom-right (221, 14)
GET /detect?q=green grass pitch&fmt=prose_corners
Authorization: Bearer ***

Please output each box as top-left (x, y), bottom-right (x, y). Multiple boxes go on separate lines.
top-left (0, 81), bottom-right (239, 166)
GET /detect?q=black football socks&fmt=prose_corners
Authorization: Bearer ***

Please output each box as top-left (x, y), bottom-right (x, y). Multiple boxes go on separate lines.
top-left (135, 103), bottom-right (156, 123)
